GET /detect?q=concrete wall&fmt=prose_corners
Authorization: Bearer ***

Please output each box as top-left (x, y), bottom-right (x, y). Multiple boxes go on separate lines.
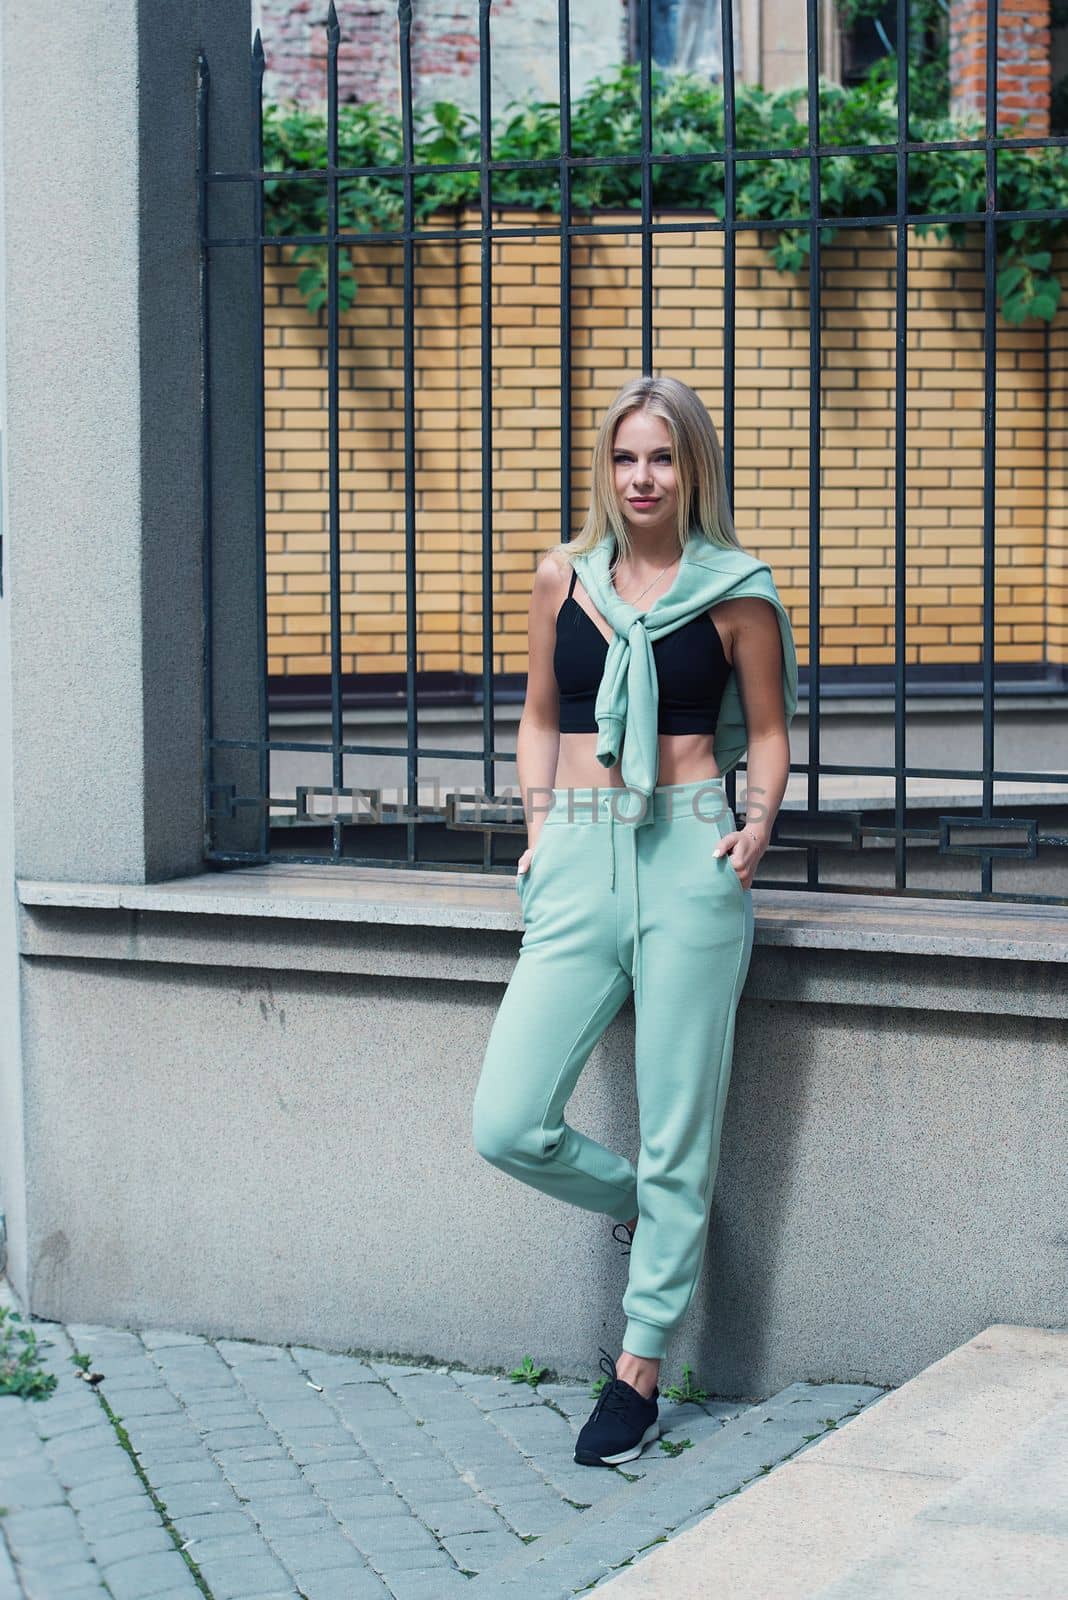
top-left (0, 0), bottom-right (24, 1291)
top-left (0, 0), bottom-right (256, 1296)
top-left (16, 884), bottom-right (1068, 1396)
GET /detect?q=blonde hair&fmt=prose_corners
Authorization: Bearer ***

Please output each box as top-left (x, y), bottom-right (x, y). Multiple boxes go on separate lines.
top-left (547, 376), bottom-right (745, 568)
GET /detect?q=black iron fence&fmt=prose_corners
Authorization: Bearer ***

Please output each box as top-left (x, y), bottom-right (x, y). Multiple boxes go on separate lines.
top-left (197, 0), bottom-right (1068, 903)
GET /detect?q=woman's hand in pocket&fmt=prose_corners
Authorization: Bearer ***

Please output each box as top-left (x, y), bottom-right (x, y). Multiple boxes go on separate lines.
top-left (516, 845), bottom-right (534, 876)
top-left (713, 824), bottom-right (767, 890)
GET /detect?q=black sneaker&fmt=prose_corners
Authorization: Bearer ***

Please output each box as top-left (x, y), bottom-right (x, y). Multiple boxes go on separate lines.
top-left (574, 1348), bottom-right (660, 1467)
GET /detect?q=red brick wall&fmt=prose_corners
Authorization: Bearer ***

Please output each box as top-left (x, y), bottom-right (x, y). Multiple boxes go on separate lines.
top-left (255, 0), bottom-right (626, 113)
top-left (950, 0), bottom-right (1051, 134)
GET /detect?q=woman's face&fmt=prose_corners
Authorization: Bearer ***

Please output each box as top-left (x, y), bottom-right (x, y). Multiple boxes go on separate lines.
top-left (612, 409), bottom-right (679, 540)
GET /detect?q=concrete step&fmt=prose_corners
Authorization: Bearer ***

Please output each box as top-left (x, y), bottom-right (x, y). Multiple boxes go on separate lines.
top-left (596, 1323), bottom-right (1068, 1600)
top-left (807, 1393), bottom-right (1068, 1600)
top-left (459, 1378), bottom-right (885, 1598)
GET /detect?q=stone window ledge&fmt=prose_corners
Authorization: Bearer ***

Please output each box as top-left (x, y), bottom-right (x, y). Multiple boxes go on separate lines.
top-left (16, 865), bottom-right (1068, 963)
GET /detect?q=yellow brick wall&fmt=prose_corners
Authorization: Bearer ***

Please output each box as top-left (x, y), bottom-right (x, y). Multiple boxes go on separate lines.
top-left (264, 210), bottom-right (1065, 677)
top-left (1049, 246), bottom-right (1067, 668)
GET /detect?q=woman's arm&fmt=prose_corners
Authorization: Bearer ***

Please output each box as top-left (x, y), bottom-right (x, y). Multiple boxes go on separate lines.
top-left (715, 598), bottom-right (791, 888)
top-left (515, 554), bottom-right (564, 865)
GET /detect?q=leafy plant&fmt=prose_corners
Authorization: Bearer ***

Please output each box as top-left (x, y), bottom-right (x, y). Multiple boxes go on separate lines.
top-left (659, 1435), bottom-right (693, 1457)
top-left (263, 48), bottom-right (1067, 327)
top-left (0, 1306), bottom-right (57, 1401)
top-left (508, 1355), bottom-right (549, 1388)
top-left (661, 1362), bottom-right (710, 1404)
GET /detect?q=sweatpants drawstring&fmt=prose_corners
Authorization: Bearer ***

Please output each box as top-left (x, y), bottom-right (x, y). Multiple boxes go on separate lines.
top-left (603, 792), bottom-right (643, 1010)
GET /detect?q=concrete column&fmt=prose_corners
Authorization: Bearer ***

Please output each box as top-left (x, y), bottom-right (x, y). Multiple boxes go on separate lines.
top-left (0, 0), bottom-right (254, 1296)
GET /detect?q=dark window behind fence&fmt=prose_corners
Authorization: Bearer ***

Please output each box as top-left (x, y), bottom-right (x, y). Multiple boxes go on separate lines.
top-left (197, 0), bottom-right (1068, 904)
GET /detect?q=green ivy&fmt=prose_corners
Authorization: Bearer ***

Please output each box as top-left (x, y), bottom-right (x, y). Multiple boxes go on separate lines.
top-left (263, 58), bottom-right (1066, 327)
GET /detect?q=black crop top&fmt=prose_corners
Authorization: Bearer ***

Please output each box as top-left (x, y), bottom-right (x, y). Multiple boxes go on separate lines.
top-left (554, 565), bottom-right (731, 734)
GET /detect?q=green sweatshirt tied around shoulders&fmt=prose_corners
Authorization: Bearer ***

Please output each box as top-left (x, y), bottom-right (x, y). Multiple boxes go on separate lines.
top-left (569, 528), bottom-right (798, 825)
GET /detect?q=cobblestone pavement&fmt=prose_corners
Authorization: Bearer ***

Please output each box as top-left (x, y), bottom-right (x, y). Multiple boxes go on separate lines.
top-left (0, 1287), bottom-right (887, 1600)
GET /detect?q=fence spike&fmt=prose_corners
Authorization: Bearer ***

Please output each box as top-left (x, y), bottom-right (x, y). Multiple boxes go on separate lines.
top-left (327, 1), bottom-right (340, 43)
top-left (398, 0), bottom-right (412, 31)
top-left (251, 28), bottom-right (264, 71)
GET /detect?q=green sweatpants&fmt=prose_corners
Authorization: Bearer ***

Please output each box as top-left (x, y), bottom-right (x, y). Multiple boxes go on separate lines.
top-left (472, 776), bottom-right (754, 1361)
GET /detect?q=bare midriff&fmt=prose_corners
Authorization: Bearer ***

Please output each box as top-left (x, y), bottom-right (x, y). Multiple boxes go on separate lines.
top-left (553, 730), bottom-right (721, 791)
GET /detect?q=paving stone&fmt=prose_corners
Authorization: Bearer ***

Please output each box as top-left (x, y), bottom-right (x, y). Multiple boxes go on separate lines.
top-left (148, 1461), bottom-right (229, 1490)
top-left (226, 1474), bottom-right (308, 1502)
top-left (264, 1528), bottom-right (366, 1572)
top-left (339, 1516), bottom-right (442, 1556)
top-left (170, 1511), bottom-right (254, 1540)
top-left (293, 1459), bottom-right (379, 1487)
top-left (415, 1498), bottom-right (506, 1537)
top-left (179, 1533), bottom-right (271, 1562)
top-left (291, 1566), bottom-right (391, 1600)
top-left (179, 1398), bottom-right (252, 1422)
top-left (0, 1471), bottom-right (65, 1511)
top-left (317, 1493), bottom-right (411, 1522)
top-left (66, 1469), bottom-right (140, 1510)
top-left (213, 1447), bottom-right (289, 1467)
top-left (139, 1332), bottom-right (208, 1351)
top-left (246, 1509), bottom-right (335, 1542)
top-left (491, 1493), bottom-right (578, 1539)
top-left (215, 1342), bottom-right (293, 1363)
top-left (32, 1406), bottom-right (105, 1440)
top-left (191, 1553), bottom-right (293, 1598)
top-left (82, 1362), bottom-right (165, 1389)
top-left (74, 1493), bottom-right (155, 1528)
top-left (82, 1524), bottom-right (174, 1565)
top-left (155, 1482), bottom-right (241, 1518)
top-left (242, 1494), bottom-right (325, 1523)
top-left (381, 1570), bottom-right (472, 1600)
top-left (65, 1328), bottom-right (143, 1354)
top-left (219, 1594), bottom-right (298, 1600)
top-left (19, 1590), bottom-right (109, 1600)
top-left (100, 1548), bottom-right (196, 1597)
top-left (200, 1428), bottom-right (279, 1453)
top-left (0, 1503), bottom-right (81, 1546)
top-left (131, 1445), bottom-right (207, 1467)
top-left (221, 1459), bottom-right (305, 1487)
top-left (41, 1427), bottom-right (121, 1463)
top-left (17, 1560), bottom-right (108, 1598)
top-left (10, 1537), bottom-right (93, 1572)
top-left (438, 1529), bottom-right (523, 1570)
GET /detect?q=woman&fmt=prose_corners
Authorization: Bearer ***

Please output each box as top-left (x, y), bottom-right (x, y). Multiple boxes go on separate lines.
top-left (472, 375), bottom-right (797, 1468)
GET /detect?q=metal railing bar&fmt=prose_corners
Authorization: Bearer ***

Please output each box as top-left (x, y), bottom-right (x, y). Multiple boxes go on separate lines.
top-left (559, 0), bottom-right (573, 567)
top-left (479, 0), bottom-right (496, 857)
top-left (206, 200), bottom-right (1068, 252)
top-left (804, 0), bottom-right (822, 889)
top-left (893, 0), bottom-right (909, 891)
top-left (326, 4), bottom-right (343, 863)
top-left (720, 0), bottom-right (739, 820)
top-left (251, 30), bottom-right (270, 860)
top-left (199, 129), bottom-right (1068, 188)
top-left (639, 0), bottom-right (652, 375)
top-left (980, 0), bottom-right (1000, 892)
top-left (197, 51), bottom-right (215, 859)
top-left (399, 0), bottom-right (419, 867)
